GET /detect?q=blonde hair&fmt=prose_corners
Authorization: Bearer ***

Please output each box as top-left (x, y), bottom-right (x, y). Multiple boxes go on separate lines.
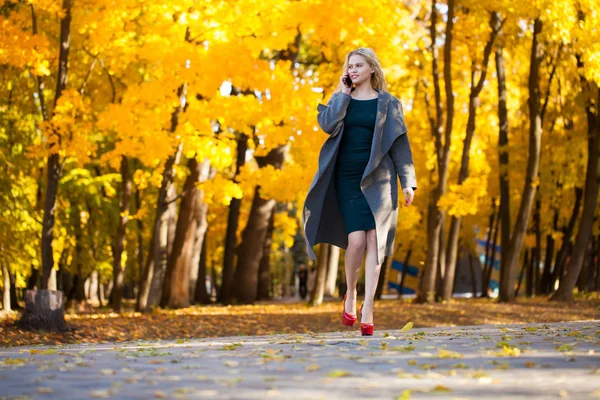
top-left (336, 48), bottom-right (388, 93)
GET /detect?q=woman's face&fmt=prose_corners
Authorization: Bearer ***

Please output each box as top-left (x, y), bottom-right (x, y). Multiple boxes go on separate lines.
top-left (347, 54), bottom-right (373, 86)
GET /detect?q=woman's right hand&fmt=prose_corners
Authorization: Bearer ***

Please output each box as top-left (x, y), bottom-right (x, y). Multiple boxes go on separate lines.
top-left (339, 72), bottom-right (352, 95)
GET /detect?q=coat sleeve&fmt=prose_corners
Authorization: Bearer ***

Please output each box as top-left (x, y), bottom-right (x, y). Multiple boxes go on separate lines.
top-left (389, 99), bottom-right (417, 191)
top-left (316, 92), bottom-right (352, 134)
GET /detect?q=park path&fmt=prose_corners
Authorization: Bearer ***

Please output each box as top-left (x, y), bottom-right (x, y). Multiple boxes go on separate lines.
top-left (0, 320), bottom-right (598, 400)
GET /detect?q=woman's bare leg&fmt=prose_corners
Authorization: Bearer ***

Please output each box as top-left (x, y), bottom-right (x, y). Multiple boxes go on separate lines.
top-left (361, 228), bottom-right (381, 324)
top-left (344, 231), bottom-right (366, 315)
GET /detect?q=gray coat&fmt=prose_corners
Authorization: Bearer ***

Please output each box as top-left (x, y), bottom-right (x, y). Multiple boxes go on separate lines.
top-left (302, 89), bottom-right (417, 265)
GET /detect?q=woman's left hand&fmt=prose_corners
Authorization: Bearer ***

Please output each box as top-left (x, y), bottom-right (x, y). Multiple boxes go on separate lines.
top-left (402, 187), bottom-right (414, 207)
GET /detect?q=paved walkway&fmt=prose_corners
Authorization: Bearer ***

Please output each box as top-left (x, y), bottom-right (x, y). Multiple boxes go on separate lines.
top-left (1, 320), bottom-right (599, 399)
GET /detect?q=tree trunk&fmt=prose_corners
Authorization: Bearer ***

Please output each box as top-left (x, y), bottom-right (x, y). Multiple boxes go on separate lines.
top-left (310, 244), bottom-right (329, 306)
top-left (17, 290), bottom-right (69, 332)
top-left (135, 186), bottom-right (144, 298)
top-left (541, 208), bottom-right (559, 294)
top-left (22, 0), bottom-right (72, 331)
top-left (232, 145), bottom-right (286, 304)
top-left (112, 156), bottom-right (131, 313)
top-left (257, 212), bottom-right (276, 301)
top-left (515, 249), bottom-right (530, 297)
top-left (161, 157), bottom-right (210, 308)
top-left (219, 134), bottom-right (248, 304)
top-left (325, 246), bottom-right (341, 297)
top-left (442, 12), bottom-right (500, 301)
top-left (500, 17), bottom-right (544, 303)
top-left (419, 0), bottom-right (455, 303)
top-left (188, 167), bottom-right (214, 302)
top-left (496, 41), bottom-right (512, 297)
top-left (2, 263), bottom-right (10, 313)
top-left (481, 200), bottom-right (497, 297)
top-left (468, 252), bottom-right (478, 297)
top-left (532, 188), bottom-right (542, 295)
top-left (376, 255), bottom-right (392, 300)
top-left (66, 206), bottom-right (87, 311)
top-left (552, 187), bottom-right (583, 286)
top-left (27, 268), bottom-right (40, 290)
top-left (526, 242), bottom-right (534, 297)
top-left (595, 234), bottom-right (600, 292)
top-left (136, 143), bottom-right (183, 311)
top-left (194, 228), bottom-right (211, 304)
top-left (576, 235), bottom-right (594, 292)
top-left (552, 84), bottom-right (599, 301)
top-left (399, 247), bottom-right (412, 298)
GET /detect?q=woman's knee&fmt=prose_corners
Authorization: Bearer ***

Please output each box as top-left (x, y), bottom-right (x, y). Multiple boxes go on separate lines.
top-left (365, 230), bottom-right (377, 249)
top-left (347, 232), bottom-right (366, 253)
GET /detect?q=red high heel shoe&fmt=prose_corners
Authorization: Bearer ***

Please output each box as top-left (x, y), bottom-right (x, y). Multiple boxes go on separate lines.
top-left (341, 294), bottom-right (357, 326)
top-left (359, 303), bottom-right (374, 336)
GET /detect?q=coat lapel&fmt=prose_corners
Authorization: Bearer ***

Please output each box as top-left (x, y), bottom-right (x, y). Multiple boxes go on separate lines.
top-left (362, 89), bottom-right (390, 181)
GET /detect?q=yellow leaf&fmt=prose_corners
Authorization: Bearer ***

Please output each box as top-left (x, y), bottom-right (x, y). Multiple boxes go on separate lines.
top-left (400, 321), bottom-right (413, 332)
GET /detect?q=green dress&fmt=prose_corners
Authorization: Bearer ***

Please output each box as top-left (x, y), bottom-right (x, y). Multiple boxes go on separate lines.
top-left (334, 97), bottom-right (378, 235)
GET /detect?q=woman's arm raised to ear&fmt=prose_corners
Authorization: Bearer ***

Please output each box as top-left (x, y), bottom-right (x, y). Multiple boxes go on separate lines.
top-left (316, 92), bottom-right (352, 134)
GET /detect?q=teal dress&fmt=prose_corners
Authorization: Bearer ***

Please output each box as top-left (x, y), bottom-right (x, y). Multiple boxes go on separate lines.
top-left (334, 97), bottom-right (378, 235)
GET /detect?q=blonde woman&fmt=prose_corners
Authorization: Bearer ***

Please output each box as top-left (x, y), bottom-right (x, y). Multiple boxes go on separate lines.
top-left (303, 48), bottom-right (417, 336)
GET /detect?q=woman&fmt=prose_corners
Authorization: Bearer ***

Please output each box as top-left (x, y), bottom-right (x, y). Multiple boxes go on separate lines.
top-left (302, 48), bottom-right (417, 336)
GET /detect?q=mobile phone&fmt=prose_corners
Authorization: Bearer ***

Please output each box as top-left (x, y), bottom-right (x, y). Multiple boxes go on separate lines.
top-left (343, 75), bottom-right (352, 87)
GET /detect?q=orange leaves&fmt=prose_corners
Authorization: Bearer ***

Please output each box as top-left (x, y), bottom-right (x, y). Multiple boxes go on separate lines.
top-left (39, 90), bottom-right (95, 166)
top-left (437, 177), bottom-right (488, 217)
top-left (197, 173), bottom-right (243, 206)
top-left (1, 297), bottom-right (598, 347)
top-left (0, 17), bottom-right (52, 76)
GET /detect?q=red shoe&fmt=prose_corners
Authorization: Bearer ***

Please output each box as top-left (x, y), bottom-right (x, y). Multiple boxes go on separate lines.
top-left (342, 294), bottom-right (357, 326)
top-left (359, 303), bottom-right (374, 336)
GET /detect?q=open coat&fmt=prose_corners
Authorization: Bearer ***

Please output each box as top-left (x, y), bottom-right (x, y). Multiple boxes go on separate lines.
top-left (302, 89), bottom-right (417, 265)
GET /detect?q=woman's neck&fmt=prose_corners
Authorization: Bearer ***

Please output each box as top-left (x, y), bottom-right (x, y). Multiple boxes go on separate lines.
top-left (352, 83), bottom-right (378, 99)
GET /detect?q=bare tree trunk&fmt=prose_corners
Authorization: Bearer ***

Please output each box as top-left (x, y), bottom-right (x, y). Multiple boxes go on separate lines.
top-left (529, 189), bottom-right (541, 297)
top-left (257, 212), bottom-right (276, 301)
top-left (541, 207), bottom-right (559, 293)
top-left (437, 218), bottom-right (446, 287)
top-left (161, 157), bottom-right (210, 308)
top-left (232, 145), bottom-right (286, 304)
top-left (375, 255), bottom-right (390, 300)
top-left (576, 235), bottom-right (594, 292)
top-left (552, 83), bottom-right (599, 301)
top-left (515, 249), bottom-right (530, 297)
top-left (442, 12), bottom-right (501, 301)
top-left (66, 206), bottom-right (87, 311)
top-left (40, 0), bottom-right (71, 290)
top-left (552, 187), bottom-right (583, 286)
top-left (310, 244), bottom-right (329, 306)
top-left (595, 234), bottom-right (600, 292)
top-left (189, 167), bottom-right (214, 302)
top-left (2, 263), bottom-right (10, 313)
top-left (112, 156), bottom-right (131, 313)
top-left (419, 0), bottom-right (455, 303)
top-left (496, 42), bottom-right (512, 297)
top-left (20, 0), bottom-right (72, 332)
top-left (136, 124), bottom-right (185, 310)
top-left (468, 252), bottom-right (478, 297)
top-left (500, 17), bottom-right (544, 302)
top-left (219, 134), bottom-right (248, 304)
top-left (325, 246), bottom-right (341, 297)
top-left (135, 186), bottom-right (144, 298)
top-left (481, 200), bottom-right (497, 297)
top-left (194, 229), bottom-right (211, 304)
top-left (398, 247), bottom-right (413, 298)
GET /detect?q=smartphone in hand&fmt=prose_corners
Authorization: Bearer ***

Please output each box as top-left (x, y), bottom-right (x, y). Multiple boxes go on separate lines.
top-left (343, 75), bottom-right (352, 87)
